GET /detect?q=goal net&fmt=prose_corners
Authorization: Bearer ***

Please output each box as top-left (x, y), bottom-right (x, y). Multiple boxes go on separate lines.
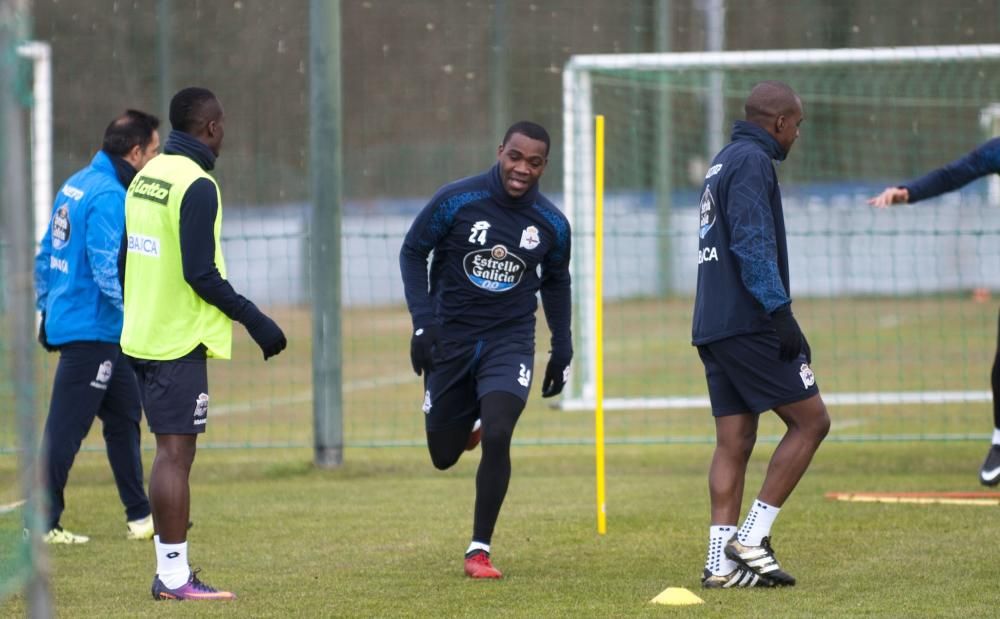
top-left (561, 45), bottom-right (1000, 441)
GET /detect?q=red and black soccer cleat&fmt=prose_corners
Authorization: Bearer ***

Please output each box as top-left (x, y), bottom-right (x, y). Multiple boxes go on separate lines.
top-left (464, 550), bottom-right (502, 579)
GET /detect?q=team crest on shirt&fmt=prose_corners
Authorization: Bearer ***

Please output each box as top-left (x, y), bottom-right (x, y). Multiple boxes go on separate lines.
top-left (799, 363), bottom-right (815, 389)
top-left (89, 360), bottom-right (113, 390)
top-left (699, 186), bottom-right (717, 239)
top-left (463, 244), bottom-right (526, 292)
top-left (51, 205), bottom-right (71, 250)
top-left (519, 225), bottom-right (540, 250)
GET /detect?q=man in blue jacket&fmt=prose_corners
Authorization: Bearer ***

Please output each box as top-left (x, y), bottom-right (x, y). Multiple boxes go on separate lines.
top-left (399, 121), bottom-right (572, 579)
top-left (34, 109), bottom-right (161, 544)
top-left (693, 82), bottom-right (830, 588)
top-left (870, 144), bottom-right (1000, 487)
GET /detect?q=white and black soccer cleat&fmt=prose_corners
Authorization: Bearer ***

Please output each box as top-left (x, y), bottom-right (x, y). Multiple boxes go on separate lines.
top-left (979, 444), bottom-right (1000, 487)
top-left (724, 536), bottom-right (796, 586)
top-left (701, 566), bottom-right (775, 589)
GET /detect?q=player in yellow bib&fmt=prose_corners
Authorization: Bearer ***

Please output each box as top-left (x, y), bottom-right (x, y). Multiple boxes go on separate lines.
top-left (121, 87), bottom-right (287, 601)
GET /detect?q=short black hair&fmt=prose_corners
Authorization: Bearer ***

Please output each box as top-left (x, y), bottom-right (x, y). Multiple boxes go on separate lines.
top-left (101, 109), bottom-right (159, 157)
top-left (502, 121), bottom-right (550, 157)
top-left (169, 86), bottom-right (218, 133)
top-left (745, 80), bottom-right (800, 122)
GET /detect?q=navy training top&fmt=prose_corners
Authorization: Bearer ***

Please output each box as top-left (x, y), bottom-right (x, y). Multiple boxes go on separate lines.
top-left (692, 120), bottom-right (792, 346)
top-left (399, 163), bottom-right (572, 355)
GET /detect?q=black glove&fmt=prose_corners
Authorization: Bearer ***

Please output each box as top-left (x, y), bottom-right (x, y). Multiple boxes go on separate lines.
top-left (770, 304), bottom-right (805, 362)
top-left (409, 324), bottom-right (440, 376)
top-left (541, 352), bottom-right (572, 398)
top-left (238, 301), bottom-right (287, 360)
top-left (37, 313), bottom-right (57, 353)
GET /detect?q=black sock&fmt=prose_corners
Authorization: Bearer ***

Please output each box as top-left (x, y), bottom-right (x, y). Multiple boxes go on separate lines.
top-left (472, 392), bottom-right (524, 545)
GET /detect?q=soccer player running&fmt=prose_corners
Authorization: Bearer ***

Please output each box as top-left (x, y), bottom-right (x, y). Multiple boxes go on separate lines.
top-left (693, 81), bottom-right (830, 588)
top-left (34, 110), bottom-right (160, 544)
top-left (121, 87), bottom-right (286, 601)
top-left (399, 121), bottom-right (572, 579)
top-left (869, 140), bottom-right (1000, 487)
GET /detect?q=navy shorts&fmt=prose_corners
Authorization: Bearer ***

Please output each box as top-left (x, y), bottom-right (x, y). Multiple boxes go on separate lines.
top-left (130, 347), bottom-right (210, 435)
top-left (698, 332), bottom-right (819, 417)
top-left (421, 337), bottom-right (535, 432)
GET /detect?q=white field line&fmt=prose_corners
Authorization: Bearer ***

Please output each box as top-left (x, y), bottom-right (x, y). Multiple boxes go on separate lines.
top-left (560, 390), bottom-right (992, 412)
top-left (0, 499), bottom-right (26, 514)
top-left (211, 372), bottom-right (416, 417)
top-left (211, 385), bottom-right (990, 418)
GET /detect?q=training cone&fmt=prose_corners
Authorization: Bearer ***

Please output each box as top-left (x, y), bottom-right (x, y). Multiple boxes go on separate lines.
top-left (650, 587), bottom-right (704, 606)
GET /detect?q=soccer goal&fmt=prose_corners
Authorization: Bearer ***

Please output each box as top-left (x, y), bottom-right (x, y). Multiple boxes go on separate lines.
top-left (561, 45), bottom-right (1000, 439)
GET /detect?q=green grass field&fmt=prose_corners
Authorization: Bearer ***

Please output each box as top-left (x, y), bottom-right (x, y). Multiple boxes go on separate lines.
top-left (2, 440), bottom-right (999, 617)
top-left (2, 294), bottom-right (997, 614)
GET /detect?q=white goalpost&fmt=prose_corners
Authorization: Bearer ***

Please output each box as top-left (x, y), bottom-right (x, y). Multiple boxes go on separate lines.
top-left (17, 40), bottom-right (53, 247)
top-left (561, 44), bottom-right (1000, 414)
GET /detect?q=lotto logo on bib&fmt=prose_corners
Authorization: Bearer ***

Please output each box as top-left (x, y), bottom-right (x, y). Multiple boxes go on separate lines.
top-left (463, 244), bottom-right (526, 292)
top-left (130, 176), bottom-right (172, 206)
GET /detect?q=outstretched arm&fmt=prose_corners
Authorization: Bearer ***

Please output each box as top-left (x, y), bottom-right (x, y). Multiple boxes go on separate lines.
top-left (870, 138), bottom-right (1000, 207)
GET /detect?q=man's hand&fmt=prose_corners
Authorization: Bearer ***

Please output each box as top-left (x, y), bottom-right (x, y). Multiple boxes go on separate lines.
top-left (239, 302), bottom-right (287, 360)
top-left (409, 324), bottom-right (440, 376)
top-left (37, 313), bottom-right (57, 352)
top-left (541, 352), bottom-right (572, 398)
top-left (867, 187), bottom-right (909, 208)
top-left (770, 305), bottom-right (805, 363)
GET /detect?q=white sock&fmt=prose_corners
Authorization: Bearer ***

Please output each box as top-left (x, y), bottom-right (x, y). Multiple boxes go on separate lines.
top-left (155, 537), bottom-right (190, 589)
top-left (992, 428), bottom-right (1000, 445)
top-left (705, 525), bottom-right (737, 576)
top-left (466, 541), bottom-right (490, 556)
top-left (737, 499), bottom-right (780, 546)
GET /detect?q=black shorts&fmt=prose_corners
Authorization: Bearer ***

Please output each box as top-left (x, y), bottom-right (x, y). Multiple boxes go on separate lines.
top-left (421, 337), bottom-right (535, 432)
top-left (130, 347), bottom-right (210, 435)
top-left (698, 332), bottom-right (819, 417)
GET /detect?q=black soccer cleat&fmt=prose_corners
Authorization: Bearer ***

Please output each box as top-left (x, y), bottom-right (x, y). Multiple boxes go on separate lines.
top-left (979, 444), bottom-right (1000, 487)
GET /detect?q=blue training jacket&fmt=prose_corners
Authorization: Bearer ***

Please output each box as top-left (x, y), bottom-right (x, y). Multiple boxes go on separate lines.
top-left (35, 151), bottom-right (127, 345)
top-left (692, 120), bottom-right (792, 346)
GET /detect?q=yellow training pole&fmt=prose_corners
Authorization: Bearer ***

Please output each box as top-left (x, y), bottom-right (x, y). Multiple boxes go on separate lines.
top-left (594, 114), bottom-right (607, 535)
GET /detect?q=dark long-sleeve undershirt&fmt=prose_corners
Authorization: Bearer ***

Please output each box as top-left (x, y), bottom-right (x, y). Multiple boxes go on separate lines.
top-left (904, 137), bottom-right (1000, 203)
